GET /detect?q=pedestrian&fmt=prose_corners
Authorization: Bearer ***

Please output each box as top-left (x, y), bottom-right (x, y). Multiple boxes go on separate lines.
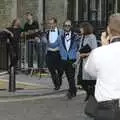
top-left (77, 22), bottom-right (97, 101)
top-left (45, 17), bottom-right (63, 90)
top-left (85, 13), bottom-right (120, 120)
top-left (58, 20), bottom-right (80, 99)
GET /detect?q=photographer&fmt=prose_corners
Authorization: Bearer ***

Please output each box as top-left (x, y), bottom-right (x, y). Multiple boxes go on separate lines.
top-left (85, 13), bottom-right (120, 120)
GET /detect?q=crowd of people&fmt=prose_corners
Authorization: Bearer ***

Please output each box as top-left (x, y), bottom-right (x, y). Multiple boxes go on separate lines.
top-left (1, 11), bottom-right (120, 120)
top-left (1, 12), bottom-right (98, 100)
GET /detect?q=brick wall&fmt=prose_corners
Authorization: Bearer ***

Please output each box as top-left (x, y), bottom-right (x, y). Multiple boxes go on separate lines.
top-left (0, 0), bottom-right (17, 28)
top-left (17, 0), bottom-right (40, 27)
top-left (45, 0), bottom-right (67, 27)
top-left (0, 0), bottom-right (67, 28)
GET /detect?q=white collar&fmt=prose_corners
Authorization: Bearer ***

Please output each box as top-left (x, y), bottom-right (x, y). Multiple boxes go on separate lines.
top-left (65, 31), bottom-right (71, 42)
top-left (55, 27), bottom-right (58, 32)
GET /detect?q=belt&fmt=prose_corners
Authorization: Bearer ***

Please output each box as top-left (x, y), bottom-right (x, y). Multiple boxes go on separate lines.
top-left (99, 99), bottom-right (119, 106)
top-left (47, 47), bottom-right (59, 52)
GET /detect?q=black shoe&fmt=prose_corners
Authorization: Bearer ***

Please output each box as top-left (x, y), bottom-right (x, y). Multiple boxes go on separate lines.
top-left (84, 94), bottom-right (90, 102)
top-left (72, 92), bottom-right (77, 97)
top-left (54, 86), bottom-right (60, 91)
top-left (66, 92), bottom-right (73, 99)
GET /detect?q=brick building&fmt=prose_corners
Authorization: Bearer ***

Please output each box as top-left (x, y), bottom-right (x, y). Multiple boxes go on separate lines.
top-left (0, 0), bottom-right (67, 28)
top-left (0, 0), bottom-right (120, 70)
top-left (0, 0), bottom-right (120, 28)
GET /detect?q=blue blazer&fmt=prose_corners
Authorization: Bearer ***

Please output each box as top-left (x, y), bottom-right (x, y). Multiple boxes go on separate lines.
top-left (58, 31), bottom-right (80, 61)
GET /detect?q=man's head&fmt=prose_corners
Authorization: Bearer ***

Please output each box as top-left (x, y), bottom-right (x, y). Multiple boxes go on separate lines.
top-left (63, 20), bottom-right (72, 32)
top-left (25, 12), bottom-right (33, 21)
top-left (48, 17), bottom-right (57, 30)
top-left (107, 13), bottom-right (120, 38)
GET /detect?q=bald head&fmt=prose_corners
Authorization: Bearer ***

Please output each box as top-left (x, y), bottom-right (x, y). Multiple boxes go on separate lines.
top-left (108, 13), bottom-right (120, 36)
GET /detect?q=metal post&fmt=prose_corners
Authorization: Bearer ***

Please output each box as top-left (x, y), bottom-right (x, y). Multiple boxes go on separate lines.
top-left (88, 0), bottom-right (91, 21)
top-left (106, 0), bottom-right (109, 25)
top-left (75, 0), bottom-right (79, 21)
top-left (9, 65), bottom-right (16, 92)
top-left (115, 0), bottom-right (118, 13)
top-left (7, 42), bottom-right (16, 92)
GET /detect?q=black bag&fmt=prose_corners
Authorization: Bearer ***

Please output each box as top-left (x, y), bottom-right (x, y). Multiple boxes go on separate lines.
top-left (84, 95), bottom-right (98, 118)
top-left (79, 44), bottom-right (92, 53)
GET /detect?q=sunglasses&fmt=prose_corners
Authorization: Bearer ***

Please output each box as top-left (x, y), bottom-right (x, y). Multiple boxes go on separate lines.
top-left (64, 24), bottom-right (71, 27)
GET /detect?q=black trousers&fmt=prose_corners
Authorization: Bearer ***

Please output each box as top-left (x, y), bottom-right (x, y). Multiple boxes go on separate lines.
top-left (82, 80), bottom-right (96, 96)
top-left (77, 60), bottom-right (83, 85)
top-left (7, 43), bottom-right (19, 68)
top-left (95, 100), bottom-right (120, 120)
top-left (46, 51), bottom-right (63, 87)
top-left (62, 60), bottom-right (77, 95)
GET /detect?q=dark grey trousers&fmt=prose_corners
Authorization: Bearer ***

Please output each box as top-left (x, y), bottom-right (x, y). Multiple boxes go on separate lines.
top-left (95, 100), bottom-right (120, 120)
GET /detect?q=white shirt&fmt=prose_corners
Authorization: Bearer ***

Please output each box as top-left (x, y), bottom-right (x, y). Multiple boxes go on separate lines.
top-left (49, 27), bottom-right (58, 43)
top-left (85, 42), bottom-right (120, 102)
top-left (65, 32), bottom-right (71, 51)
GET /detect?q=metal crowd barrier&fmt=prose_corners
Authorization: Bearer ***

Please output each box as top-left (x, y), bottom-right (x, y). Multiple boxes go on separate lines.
top-left (20, 37), bottom-right (47, 77)
top-left (0, 37), bottom-right (48, 75)
top-left (0, 39), bottom-right (8, 71)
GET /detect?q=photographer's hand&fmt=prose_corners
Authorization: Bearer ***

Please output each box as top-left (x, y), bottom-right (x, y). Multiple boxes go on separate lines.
top-left (101, 32), bottom-right (110, 45)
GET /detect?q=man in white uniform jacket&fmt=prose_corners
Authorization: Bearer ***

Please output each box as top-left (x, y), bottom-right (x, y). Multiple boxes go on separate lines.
top-left (85, 13), bottom-right (120, 120)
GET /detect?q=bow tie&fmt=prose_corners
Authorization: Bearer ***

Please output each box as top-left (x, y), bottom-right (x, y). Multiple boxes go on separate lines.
top-left (65, 32), bottom-right (69, 36)
top-left (50, 29), bottom-right (55, 32)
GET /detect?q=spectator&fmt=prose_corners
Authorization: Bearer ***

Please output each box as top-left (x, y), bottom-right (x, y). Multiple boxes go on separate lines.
top-left (24, 12), bottom-right (41, 73)
top-left (7, 18), bottom-right (23, 70)
top-left (77, 22), bottom-right (97, 101)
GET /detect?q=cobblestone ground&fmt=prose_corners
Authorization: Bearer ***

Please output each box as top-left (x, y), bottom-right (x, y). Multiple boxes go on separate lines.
top-left (0, 94), bottom-right (93, 120)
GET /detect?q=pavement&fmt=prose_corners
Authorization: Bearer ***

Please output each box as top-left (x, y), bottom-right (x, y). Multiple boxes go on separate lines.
top-left (0, 72), bottom-right (84, 98)
top-left (0, 95), bottom-right (93, 120)
top-left (0, 72), bottom-right (93, 120)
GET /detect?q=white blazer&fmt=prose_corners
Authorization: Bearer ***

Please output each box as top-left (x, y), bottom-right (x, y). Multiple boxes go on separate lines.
top-left (85, 41), bottom-right (120, 102)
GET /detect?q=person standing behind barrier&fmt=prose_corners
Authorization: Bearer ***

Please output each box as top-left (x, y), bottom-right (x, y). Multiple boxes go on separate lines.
top-left (77, 22), bottom-right (97, 101)
top-left (7, 18), bottom-right (23, 70)
top-left (85, 13), bottom-right (120, 120)
top-left (24, 12), bottom-right (41, 73)
top-left (45, 17), bottom-right (63, 90)
top-left (58, 20), bottom-right (80, 99)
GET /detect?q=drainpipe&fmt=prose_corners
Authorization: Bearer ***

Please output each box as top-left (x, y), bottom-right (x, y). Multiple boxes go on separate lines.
top-left (43, 0), bottom-right (46, 32)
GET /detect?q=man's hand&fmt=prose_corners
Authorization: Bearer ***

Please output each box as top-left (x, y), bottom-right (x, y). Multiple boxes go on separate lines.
top-left (101, 32), bottom-right (110, 45)
top-left (35, 37), bottom-right (41, 43)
